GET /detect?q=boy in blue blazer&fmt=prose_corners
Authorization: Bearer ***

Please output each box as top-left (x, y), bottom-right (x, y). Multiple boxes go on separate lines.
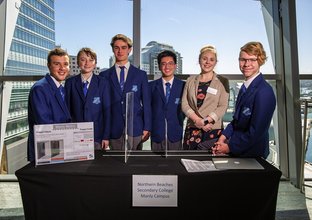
top-left (27, 48), bottom-right (71, 162)
top-left (213, 42), bottom-right (276, 158)
top-left (100, 34), bottom-right (151, 150)
top-left (149, 50), bottom-right (185, 151)
top-left (65, 47), bottom-right (111, 150)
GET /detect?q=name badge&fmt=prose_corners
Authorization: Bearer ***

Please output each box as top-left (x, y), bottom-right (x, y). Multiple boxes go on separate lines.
top-left (207, 87), bottom-right (217, 95)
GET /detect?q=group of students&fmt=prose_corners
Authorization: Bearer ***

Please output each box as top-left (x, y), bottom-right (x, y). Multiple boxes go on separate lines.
top-left (27, 33), bottom-right (276, 162)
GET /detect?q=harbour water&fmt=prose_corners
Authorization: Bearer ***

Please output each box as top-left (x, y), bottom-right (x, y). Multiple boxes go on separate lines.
top-left (306, 126), bottom-right (312, 163)
top-left (303, 112), bottom-right (312, 163)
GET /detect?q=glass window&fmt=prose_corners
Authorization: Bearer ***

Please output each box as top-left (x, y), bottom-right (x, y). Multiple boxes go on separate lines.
top-left (3, 0), bottom-right (311, 177)
top-left (297, 0), bottom-right (312, 76)
top-left (54, 0), bottom-right (133, 70)
top-left (141, 0), bottom-right (277, 164)
top-left (141, 0), bottom-right (275, 75)
top-left (297, 0), bottom-right (312, 180)
top-left (1, 0), bottom-right (134, 176)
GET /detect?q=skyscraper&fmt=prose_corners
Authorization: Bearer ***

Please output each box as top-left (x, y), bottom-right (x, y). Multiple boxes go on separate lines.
top-left (140, 41), bottom-right (182, 76)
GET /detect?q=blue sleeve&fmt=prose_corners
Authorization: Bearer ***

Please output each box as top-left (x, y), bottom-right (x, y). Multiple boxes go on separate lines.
top-left (30, 86), bottom-right (55, 124)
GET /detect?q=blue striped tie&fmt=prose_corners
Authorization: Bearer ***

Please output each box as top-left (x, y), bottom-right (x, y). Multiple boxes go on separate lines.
top-left (59, 85), bottom-right (65, 101)
top-left (119, 66), bottom-right (125, 90)
top-left (83, 81), bottom-right (88, 97)
top-left (165, 82), bottom-right (171, 103)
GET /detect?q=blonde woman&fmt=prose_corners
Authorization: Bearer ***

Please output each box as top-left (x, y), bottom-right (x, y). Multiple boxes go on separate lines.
top-left (181, 45), bottom-right (229, 150)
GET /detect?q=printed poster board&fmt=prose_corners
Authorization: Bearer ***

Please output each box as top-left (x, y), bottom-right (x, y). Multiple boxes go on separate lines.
top-left (34, 122), bottom-right (94, 165)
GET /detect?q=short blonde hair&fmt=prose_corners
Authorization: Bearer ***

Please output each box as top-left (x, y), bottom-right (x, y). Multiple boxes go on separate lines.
top-left (240, 41), bottom-right (267, 66)
top-left (110, 34), bottom-right (133, 48)
top-left (199, 45), bottom-right (218, 62)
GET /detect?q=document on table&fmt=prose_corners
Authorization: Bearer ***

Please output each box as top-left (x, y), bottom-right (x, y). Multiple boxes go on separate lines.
top-left (181, 159), bottom-right (217, 172)
top-left (34, 122), bottom-right (94, 166)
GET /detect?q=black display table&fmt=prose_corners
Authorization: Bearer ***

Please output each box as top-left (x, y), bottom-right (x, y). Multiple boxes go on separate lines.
top-left (16, 151), bottom-right (282, 220)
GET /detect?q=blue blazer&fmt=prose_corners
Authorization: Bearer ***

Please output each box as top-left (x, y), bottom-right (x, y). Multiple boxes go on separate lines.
top-left (99, 65), bottom-right (151, 138)
top-left (27, 74), bottom-right (71, 162)
top-left (149, 77), bottom-right (185, 143)
top-left (222, 73), bottom-right (276, 158)
top-left (64, 74), bottom-right (111, 144)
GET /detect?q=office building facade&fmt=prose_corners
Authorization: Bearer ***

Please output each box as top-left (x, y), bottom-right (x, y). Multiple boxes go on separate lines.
top-left (140, 41), bottom-right (182, 76)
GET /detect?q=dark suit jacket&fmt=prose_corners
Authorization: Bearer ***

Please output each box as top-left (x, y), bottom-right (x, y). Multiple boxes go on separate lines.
top-left (27, 74), bottom-right (71, 162)
top-left (222, 73), bottom-right (276, 158)
top-left (149, 77), bottom-right (185, 143)
top-left (64, 74), bottom-right (111, 144)
top-left (99, 64), bottom-right (151, 138)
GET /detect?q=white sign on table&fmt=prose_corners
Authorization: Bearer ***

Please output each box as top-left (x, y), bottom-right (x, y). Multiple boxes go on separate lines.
top-left (34, 122), bottom-right (94, 166)
top-left (132, 175), bottom-right (178, 207)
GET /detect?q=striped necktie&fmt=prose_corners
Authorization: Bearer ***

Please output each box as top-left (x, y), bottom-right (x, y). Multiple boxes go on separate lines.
top-left (59, 85), bottom-right (65, 101)
top-left (119, 66), bottom-right (125, 90)
top-left (165, 82), bottom-right (171, 103)
top-left (83, 81), bottom-right (88, 97)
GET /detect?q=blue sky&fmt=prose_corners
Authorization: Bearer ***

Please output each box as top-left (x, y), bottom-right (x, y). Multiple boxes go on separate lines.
top-left (55, 0), bottom-right (312, 74)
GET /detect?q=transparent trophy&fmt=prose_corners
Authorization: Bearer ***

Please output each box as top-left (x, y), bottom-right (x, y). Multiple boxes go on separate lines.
top-left (125, 92), bottom-right (134, 163)
top-left (164, 118), bottom-right (168, 157)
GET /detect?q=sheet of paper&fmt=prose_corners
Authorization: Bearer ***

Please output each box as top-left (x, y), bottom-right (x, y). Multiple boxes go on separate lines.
top-left (180, 158), bottom-right (217, 172)
top-left (34, 122), bottom-right (94, 165)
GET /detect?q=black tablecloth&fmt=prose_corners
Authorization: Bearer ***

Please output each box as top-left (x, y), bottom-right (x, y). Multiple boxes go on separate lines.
top-left (16, 151), bottom-right (282, 220)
